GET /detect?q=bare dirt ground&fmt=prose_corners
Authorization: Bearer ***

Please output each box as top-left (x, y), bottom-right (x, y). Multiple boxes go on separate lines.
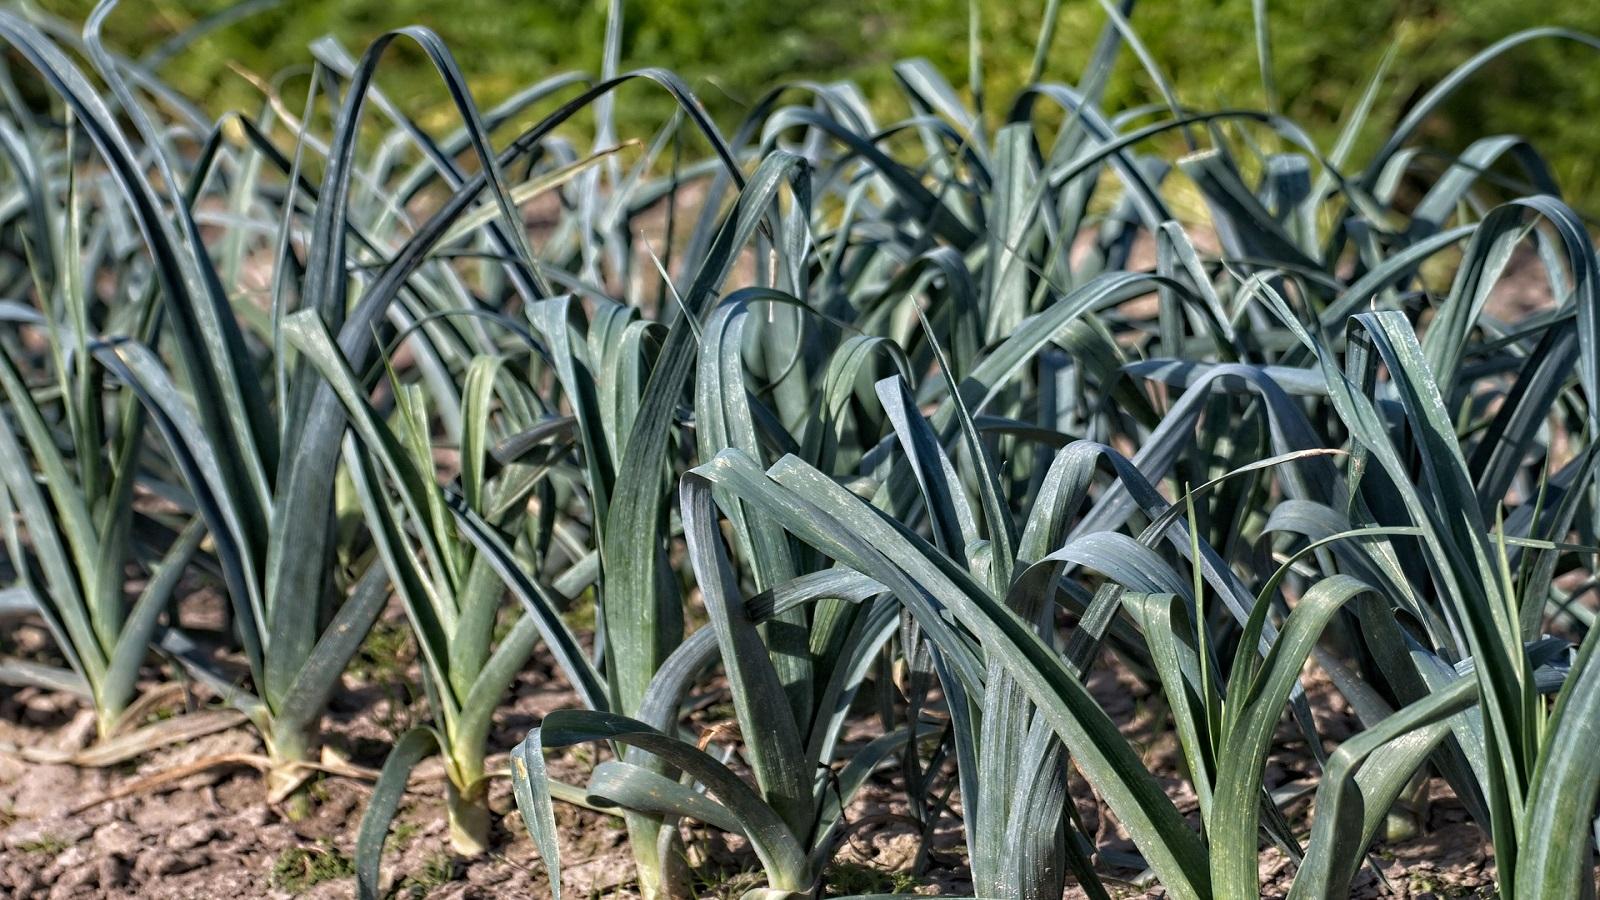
top-left (0, 598), bottom-right (1527, 900)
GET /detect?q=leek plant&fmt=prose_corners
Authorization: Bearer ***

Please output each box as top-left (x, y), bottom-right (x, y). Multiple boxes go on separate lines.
top-left (0, 0), bottom-right (592, 804)
top-left (505, 6), bottom-right (1600, 900)
top-left (3, 0), bottom-right (1600, 897)
top-left (280, 311), bottom-right (602, 880)
top-left (0, 120), bottom-right (208, 744)
top-left (0, 3), bottom-right (390, 805)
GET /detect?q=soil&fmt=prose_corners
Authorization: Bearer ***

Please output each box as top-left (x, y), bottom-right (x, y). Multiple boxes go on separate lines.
top-left (0, 598), bottom-right (1532, 900)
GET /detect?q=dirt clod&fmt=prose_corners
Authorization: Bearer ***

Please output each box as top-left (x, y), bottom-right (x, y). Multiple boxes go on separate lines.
top-left (95, 855), bottom-right (128, 890)
top-left (4, 817), bottom-right (92, 851)
top-left (135, 849), bottom-right (206, 880)
top-left (91, 821), bottom-right (140, 858)
top-left (164, 822), bottom-right (221, 851)
top-left (47, 860), bottom-right (98, 897)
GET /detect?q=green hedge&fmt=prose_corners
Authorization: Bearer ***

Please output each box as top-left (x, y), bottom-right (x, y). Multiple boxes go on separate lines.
top-left (55, 0), bottom-right (1600, 209)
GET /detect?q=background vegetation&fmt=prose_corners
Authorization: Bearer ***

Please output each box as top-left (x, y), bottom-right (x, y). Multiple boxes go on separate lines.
top-left (45, 0), bottom-right (1600, 213)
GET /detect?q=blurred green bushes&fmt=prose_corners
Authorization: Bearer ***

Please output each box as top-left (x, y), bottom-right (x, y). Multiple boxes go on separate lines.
top-left (44, 0), bottom-right (1600, 210)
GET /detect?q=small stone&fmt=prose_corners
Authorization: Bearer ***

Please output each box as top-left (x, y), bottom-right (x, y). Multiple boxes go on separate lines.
top-left (92, 822), bottom-right (140, 859)
top-left (165, 821), bottom-right (221, 851)
top-left (97, 855), bottom-right (128, 890)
